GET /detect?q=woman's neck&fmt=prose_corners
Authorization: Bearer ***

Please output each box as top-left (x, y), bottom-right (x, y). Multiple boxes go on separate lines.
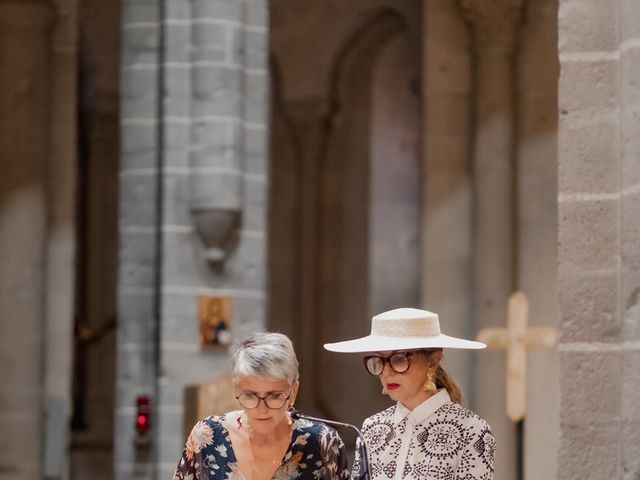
top-left (237, 411), bottom-right (291, 446)
top-left (249, 420), bottom-right (290, 445)
top-left (401, 389), bottom-right (437, 411)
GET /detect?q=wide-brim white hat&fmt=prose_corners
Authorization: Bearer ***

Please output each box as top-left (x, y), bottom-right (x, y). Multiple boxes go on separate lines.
top-left (324, 307), bottom-right (486, 353)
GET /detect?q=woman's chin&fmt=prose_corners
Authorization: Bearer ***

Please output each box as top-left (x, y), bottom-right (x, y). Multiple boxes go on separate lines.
top-left (249, 416), bottom-right (288, 434)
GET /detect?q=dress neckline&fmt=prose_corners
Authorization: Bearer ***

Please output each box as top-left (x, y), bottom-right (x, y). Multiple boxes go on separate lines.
top-left (220, 411), bottom-right (298, 479)
top-left (393, 388), bottom-right (450, 424)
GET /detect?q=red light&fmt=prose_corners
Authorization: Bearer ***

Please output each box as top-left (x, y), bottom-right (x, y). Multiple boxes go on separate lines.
top-left (135, 395), bottom-right (151, 435)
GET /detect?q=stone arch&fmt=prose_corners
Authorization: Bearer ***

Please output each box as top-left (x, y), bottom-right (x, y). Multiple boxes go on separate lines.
top-left (316, 8), bottom-right (421, 422)
top-left (268, 3), bottom-right (422, 425)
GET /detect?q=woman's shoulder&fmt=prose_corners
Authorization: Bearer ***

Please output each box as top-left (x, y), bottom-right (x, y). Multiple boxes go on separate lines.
top-left (436, 401), bottom-right (492, 432)
top-left (188, 412), bottom-right (234, 437)
top-left (361, 404), bottom-right (396, 430)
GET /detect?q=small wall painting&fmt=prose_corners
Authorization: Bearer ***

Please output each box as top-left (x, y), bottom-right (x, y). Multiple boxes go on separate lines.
top-left (198, 296), bottom-right (232, 349)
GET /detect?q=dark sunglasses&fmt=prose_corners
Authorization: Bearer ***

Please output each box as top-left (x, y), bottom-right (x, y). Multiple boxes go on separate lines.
top-left (363, 350), bottom-right (432, 376)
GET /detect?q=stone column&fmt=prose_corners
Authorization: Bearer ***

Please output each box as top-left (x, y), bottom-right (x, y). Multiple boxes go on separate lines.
top-left (557, 1), bottom-right (640, 479)
top-left (421, 0), bottom-right (474, 399)
top-left (43, 0), bottom-right (78, 477)
top-left (280, 97), bottom-right (331, 412)
top-left (116, 1), bottom-right (160, 478)
top-left (0, 3), bottom-right (52, 479)
top-left (459, 1), bottom-right (524, 479)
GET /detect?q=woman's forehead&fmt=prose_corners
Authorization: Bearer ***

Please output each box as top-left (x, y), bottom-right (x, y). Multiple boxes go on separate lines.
top-left (235, 375), bottom-right (290, 390)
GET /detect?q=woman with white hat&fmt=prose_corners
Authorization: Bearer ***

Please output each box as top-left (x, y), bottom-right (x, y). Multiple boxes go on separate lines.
top-left (324, 308), bottom-right (495, 480)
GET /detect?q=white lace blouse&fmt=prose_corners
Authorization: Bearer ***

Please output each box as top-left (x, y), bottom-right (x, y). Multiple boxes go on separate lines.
top-left (353, 390), bottom-right (495, 480)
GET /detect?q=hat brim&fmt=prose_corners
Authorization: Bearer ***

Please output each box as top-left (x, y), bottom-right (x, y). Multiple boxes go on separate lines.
top-left (324, 334), bottom-right (486, 353)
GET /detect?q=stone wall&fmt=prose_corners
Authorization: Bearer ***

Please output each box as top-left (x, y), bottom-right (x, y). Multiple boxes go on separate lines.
top-left (558, 0), bottom-right (640, 478)
top-left (117, 0), bottom-right (269, 478)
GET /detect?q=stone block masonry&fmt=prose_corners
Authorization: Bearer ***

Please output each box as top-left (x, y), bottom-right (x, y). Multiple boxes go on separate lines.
top-left (117, 1), bottom-right (269, 478)
top-left (558, 0), bottom-right (640, 478)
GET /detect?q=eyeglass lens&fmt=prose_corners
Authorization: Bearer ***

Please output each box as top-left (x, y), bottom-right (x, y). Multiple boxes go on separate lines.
top-left (236, 391), bottom-right (288, 409)
top-left (364, 352), bottom-right (411, 375)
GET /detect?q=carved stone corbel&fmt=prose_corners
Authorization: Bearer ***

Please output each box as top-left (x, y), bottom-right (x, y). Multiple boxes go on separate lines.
top-left (188, 160), bottom-right (243, 268)
top-left (190, 207), bottom-right (241, 266)
top-left (189, 138), bottom-right (244, 271)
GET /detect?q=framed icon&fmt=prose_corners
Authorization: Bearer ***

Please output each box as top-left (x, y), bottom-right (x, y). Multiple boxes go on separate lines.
top-left (198, 296), bottom-right (232, 349)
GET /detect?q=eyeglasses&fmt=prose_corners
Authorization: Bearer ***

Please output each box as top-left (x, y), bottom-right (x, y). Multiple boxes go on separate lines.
top-left (235, 389), bottom-right (292, 409)
top-left (363, 351), bottom-right (428, 376)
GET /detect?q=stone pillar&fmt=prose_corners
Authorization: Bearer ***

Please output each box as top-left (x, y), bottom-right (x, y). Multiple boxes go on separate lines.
top-left (619, 1), bottom-right (640, 476)
top-left (421, 0), bottom-right (474, 400)
top-left (558, 1), bottom-right (640, 479)
top-left (459, 1), bottom-right (524, 479)
top-left (0, 3), bottom-right (52, 479)
top-left (281, 97), bottom-right (331, 412)
top-left (43, 0), bottom-right (78, 477)
top-left (116, 1), bottom-right (161, 478)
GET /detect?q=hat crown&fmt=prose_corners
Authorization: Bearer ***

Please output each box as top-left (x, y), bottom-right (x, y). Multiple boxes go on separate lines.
top-left (371, 308), bottom-right (441, 338)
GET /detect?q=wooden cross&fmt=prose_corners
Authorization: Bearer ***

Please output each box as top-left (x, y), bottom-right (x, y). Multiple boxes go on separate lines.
top-left (476, 291), bottom-right (557, 422)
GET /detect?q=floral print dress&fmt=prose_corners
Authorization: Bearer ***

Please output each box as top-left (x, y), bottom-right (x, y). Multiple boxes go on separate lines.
top-left (173, 413), bottom-right (350, 480)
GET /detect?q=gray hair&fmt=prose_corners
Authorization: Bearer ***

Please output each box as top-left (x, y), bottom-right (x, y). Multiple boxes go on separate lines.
top-left (231, 331), bottom-right (299, 384)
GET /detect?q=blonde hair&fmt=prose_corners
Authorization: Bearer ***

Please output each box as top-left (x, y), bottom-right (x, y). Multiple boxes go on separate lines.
top-left (424, 348), bottom-right (463, 404)
top-left (435, 365), bottom-right (463, 404)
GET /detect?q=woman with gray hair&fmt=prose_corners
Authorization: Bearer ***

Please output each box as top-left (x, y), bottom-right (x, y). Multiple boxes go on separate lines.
top-left (173, 332), bottom-right (350, 480)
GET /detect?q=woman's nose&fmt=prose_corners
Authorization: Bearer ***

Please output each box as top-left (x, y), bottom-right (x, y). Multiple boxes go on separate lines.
top-left (380, 361), bottom-right (395, 377)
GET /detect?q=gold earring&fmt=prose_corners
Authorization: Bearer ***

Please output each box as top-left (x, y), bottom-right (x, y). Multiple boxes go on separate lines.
top-left (424, 372), bottom-right (436, 393)
top-left (381, 385), bottom-right (388, 395)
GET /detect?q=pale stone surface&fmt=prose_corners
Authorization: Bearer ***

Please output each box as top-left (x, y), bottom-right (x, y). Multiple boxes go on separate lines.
top-left (559, 350), bottom-right (622, 423)
top-left (558, 0), bottom-right (619, 52)
top-left (558, 0), bottom-right (640, 478)
top-left (559, 116), bottom-right (620, 194)
top-left (558, 270), bottom-right (621, 341)
top-left (559, 421), bottom-right (621, 479)
top-left (559, 60), bottom-right (619, 114)
top-left (559, 199), bottom-right (620, 271)
top-left (619, 0), bottom-right (640, 41)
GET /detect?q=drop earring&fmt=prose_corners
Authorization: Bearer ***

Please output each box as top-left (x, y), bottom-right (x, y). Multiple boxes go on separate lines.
top-left (424, 372), bottom-right (436, 393)
top-left (287, 405), bottom-right (294, 426)
top-left (381, 385), bottom-right (388, 395)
